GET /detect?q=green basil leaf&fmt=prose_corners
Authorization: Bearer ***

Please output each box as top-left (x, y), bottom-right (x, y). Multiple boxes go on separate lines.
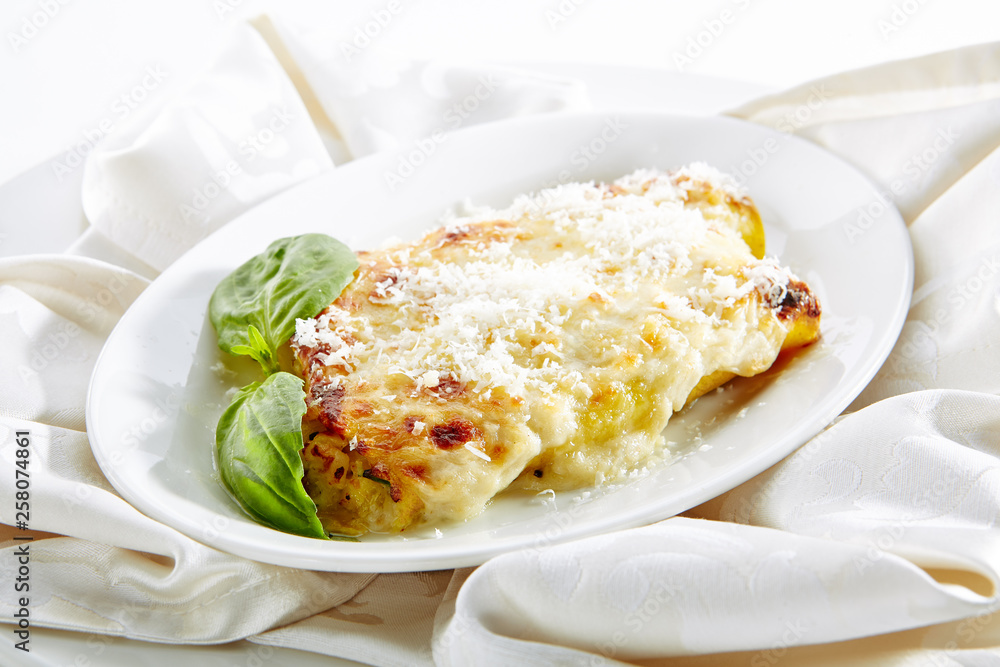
top-left (215, 372), bottom-right (327, 539)
top-left (230, 325), bottom-right (277, 375)
top-left (209, 234), bottom-right (359, 374)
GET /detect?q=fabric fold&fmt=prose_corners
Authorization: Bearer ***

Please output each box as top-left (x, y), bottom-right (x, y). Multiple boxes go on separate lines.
top-left (81, 21), bottom-right (334, 271)
top-left (0, 254), bottom-right (373, 645)
top-left (260, 16), bottom-right (590, 163)
top-left (728, 44), bottom-right (1000, 225)
top-left (0, 255), bottom-right (147, 430)
top-left (437, 391), bottom-right (1000, 664)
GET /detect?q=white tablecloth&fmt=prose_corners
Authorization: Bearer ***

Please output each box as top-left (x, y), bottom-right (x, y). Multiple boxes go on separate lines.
top-left (3, 16), bottom-right (1000, 666)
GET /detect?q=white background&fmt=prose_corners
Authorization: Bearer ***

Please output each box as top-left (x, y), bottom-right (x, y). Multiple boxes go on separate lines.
top-left (1, 0), bottom-right (999, 185)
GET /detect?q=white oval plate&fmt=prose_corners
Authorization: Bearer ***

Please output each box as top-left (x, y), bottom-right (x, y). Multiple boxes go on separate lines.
top-left (86, 112), bottom-right (912, 572)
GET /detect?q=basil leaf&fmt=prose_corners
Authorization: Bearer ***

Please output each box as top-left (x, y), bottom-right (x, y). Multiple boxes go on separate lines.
top-left (229, 324), bottom-right (277, 375)
top-left (215, 372), bottom-right (327, 539)
top-left (209, 234), bottom-right (358, 374)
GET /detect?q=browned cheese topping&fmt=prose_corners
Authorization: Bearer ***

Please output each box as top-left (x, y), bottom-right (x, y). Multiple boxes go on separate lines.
top-left (291, 165), bottom-right (820, 535)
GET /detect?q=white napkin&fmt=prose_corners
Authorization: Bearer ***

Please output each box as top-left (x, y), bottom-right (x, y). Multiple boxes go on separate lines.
top-left (0, 256), bottom-right (375, 643)
top-left (4, 15), bottom-right (1000, 666)
top-left (728, 44), bottom-right (1000, 408)
top-left (0, 13), bottom-right (590, 661)
top-left (436, 391), bottom-right (1000, 666)
top-left (258, 17), bottom-right (590, 163)
top-left (79, 16), bottom-right (587, 272)
top-left (80, 22), bottom-right (333, 273)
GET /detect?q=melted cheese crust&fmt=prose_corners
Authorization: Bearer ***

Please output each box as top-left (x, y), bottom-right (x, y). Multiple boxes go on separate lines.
top-left (292, 165), bottom-right (820, 535)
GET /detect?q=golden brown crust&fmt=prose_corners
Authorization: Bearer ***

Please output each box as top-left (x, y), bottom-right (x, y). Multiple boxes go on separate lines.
top-left (293, 167), bottom-right (820, 535)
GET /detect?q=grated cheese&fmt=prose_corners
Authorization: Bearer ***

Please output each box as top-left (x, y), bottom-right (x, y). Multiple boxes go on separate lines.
top-left (292, 166), bottom-right (788, 404)
top-left (464, 441), bottom-right (491, 462)
top-left (291, 165), bottom-right (820, 535)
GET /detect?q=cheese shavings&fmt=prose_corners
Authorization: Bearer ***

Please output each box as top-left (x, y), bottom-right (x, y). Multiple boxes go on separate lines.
top-left (292, 167), bottom-right (796, 404)
top-left (291, 164), bottom-right (822, 536)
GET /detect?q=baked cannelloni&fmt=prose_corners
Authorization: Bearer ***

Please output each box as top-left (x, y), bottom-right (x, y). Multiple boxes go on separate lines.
top-left (290, 165), bottom-right (821, 535)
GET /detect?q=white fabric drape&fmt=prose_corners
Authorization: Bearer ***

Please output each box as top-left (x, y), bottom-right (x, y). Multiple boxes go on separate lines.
top-left (3, 15), bottom-right (1000, 666)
